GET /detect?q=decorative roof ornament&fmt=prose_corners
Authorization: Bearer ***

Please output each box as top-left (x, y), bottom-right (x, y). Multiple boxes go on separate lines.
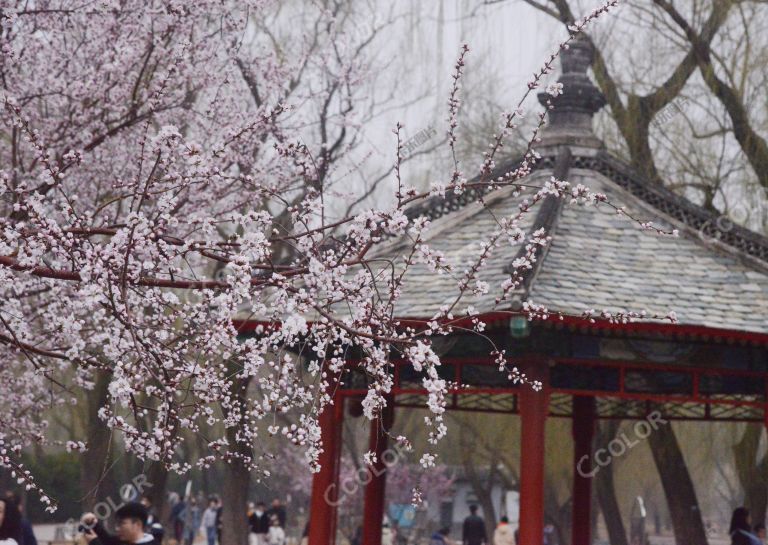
top-left (537, 36), bottom-right (606, 149)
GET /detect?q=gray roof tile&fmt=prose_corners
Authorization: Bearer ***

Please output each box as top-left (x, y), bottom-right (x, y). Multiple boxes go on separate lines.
top-left (373, 164), bottom-right (768, 335)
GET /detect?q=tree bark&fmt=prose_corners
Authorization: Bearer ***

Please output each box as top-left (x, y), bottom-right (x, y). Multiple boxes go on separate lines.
top-left (144, 462), bottom-right (170, 524)
top-left (652, 0), bottom-right (768, 191)
top-left (459, 426), bottom-right (497, 541)
top-left (647, 422), bottom-right (707, 545)
top-left (79, 371), bottom-right (116, 509)
top-left (463, 456), bottom-right (497, 540)
top-left (525, 0), bottom-right (732, 186)
top-left (733, 425), bottom-right (768, 525)
top-left (219, 369), bottom-right (253, 545)
top-left (220, 460), bottom-right (251, 545)
top-left (594, 421), bottom-right (628, 545)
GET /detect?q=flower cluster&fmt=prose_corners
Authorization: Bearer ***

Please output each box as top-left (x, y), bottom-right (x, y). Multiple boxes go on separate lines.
top-left (0, 0), bottom-right (659, 510)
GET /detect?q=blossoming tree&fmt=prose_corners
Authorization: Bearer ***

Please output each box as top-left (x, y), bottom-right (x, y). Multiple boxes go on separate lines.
top-left (0, 2), bottom-right (664, 540)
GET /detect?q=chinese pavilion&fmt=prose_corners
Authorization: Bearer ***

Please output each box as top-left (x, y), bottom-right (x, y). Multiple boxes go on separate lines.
top-left (282, 38), bottom-right (768, 545)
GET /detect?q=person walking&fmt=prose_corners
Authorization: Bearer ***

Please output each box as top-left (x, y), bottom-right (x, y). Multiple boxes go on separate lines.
top-left (266, 500), bottom-right (286, 529)
top-left (463, 505), bottom-right (487, 545)
top-left (382, 522), bottom-right (393, 545)
top-left (169, 493), bottom-right (186, 544)
top-left (0, 498), bottom-right (23, 545)
top-left (248, 502), bottom-right (269, 545)
top-left (266, 517), bottom-right (285, 545)
top-left (2, 494), bottom-right (34, 545)
top-left (246, 503), bottom-right (256, 545)
top-left (730, 507), bottom-right (762, 545)
top-left (543, 524), bottom-right (557, 545)
top-left (202, 498), bottom-right (219, 545)
top-left (493, 517), bottom-right (514, 545)
top-left (350, 525), bottom-right (362, 545)
top-left (215, 498), bottom-right (223, 545)
top-left (182, 498), bottom-right (201, 545)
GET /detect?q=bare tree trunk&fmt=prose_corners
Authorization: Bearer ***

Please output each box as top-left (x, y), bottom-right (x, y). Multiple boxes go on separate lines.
top-left (220, 460), bottom-right (251, 545)
top-left (647, 423), bottom-right (707, 545)
top-left (652, 0), bottom-right (768, 190)
top-left (459, 427), bottom-right (497, 541)
top-left (590, 496), bottom-right (599, 545)
top-left (219, 368), bottom-right (253, 545)
top-left (594, 421), bottom-right (628, 545)
top-left (733, 425), bottom-right (768, 524)
top-left (544, 486), bottom-right (570, 545)
top-left (79, 371), bottom-right (116, 509)
top-left (480, 488), bottom-right (497, 543)
top-left (464, 461), bottom-right (498, 540)
top-left (144, 462), bottom-right (170, 523)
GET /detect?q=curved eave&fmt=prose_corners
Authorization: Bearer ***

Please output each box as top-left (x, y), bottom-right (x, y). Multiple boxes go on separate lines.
top-left (232, 312), bottom-right (768, 347)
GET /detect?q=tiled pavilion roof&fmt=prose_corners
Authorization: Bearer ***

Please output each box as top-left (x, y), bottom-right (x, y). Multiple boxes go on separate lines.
top-left (379, 38), bottom-right (768, 336)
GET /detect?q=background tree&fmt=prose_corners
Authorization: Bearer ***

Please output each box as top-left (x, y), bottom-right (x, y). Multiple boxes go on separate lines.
top-left (0, 0), bottom-right (626, 521)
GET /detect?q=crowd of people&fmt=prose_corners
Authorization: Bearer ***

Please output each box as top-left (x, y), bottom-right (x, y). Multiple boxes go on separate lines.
top-left (74, 494), bottom-right (292, 545)
top-left (245, 500), bottom-right (287, 545)
top-left (428, 505), bottom-right (526, 545)
top-left (427, 505), bottom-right (768, 545)
top-left (3, 490), bottom-right (768, 545)
top-left (165, 495), bottom-right (289, 545)
top-left (0, 488), bottom-right (293, 545)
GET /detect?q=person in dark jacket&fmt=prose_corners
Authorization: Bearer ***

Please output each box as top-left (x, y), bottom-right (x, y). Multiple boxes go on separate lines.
top-left (3, 493), bottom-right (35, 545)
top-left (349, 525), bottom-right (361, 545)
top-left (462, 505), bottom-right (487, 545)
top-left (0, 497), bottom-right (23, 545)
top-left (266, 499), bottom-right (286, 529)
top-left (139, 495), bottom-right (163, 543)
top-left (215, 501), bottom-right (223, 544)
top-left (248, 502), bottom-right (269, 545)
top-left (730, 507), bottom-right (762, 545)
top-left (181, 497), bottom-right (201, 545)
top-left (81, 502), bottom-right (159, 545)
top-left (169, 494), bottom-right (186, 544)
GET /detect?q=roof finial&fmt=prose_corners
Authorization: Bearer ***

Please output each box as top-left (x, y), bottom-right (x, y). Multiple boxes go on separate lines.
top-left (537, 36), bottom-right (606, 149)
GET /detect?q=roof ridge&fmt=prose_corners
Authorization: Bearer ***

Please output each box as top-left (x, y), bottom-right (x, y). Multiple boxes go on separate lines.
top-left (404, 150), bottom-right (768, 263)
top-left (401, 155), bottom-right (531, 223)
top-left (585, 151), bottom-right (768, 263)
top-left (505, 148), bottom-right (571, 308)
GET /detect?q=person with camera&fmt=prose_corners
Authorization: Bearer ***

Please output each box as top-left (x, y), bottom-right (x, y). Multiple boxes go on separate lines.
top-left (79, 502), bottom-right (159, 545)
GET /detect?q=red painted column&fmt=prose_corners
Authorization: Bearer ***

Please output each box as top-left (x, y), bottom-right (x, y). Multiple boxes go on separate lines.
top-left (309, 393), bottom-right (344, 545)
top-left (330, 397), bottom-right (344, 544)
top-left (518, 362), bottom-right (549, 545)
top-left (571, 396), bottom-right (596, 545)
top-left (362, 399), bottom-right (395, 545)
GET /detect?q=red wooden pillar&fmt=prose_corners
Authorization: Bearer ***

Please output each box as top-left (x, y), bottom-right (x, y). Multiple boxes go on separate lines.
top-left (309, 393), bottom-right (344, 545)
top-left (518, 362), bottom-right (549, 545)
top-left (329, 397), bottom-right (344, 544)
top-left (571, 396), bottom-right (596, 545)
top-left (362, 399), bottom-right (395, 545)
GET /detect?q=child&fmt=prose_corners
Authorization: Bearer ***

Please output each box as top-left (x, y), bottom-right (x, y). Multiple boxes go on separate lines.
top-left (267, 517), bottom-right (285, 545)
top-left (755, 523), bottom-right (767, 544)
